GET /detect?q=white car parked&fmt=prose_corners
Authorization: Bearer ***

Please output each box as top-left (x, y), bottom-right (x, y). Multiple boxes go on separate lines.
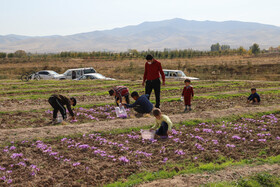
top-left (59, 67), bottom-right (97, 80)
top-left (35, 70), bottom-right (64, 80)
top-left (163, 69), bottom-right (199, 80)
top-left (75, 73), bottom-right (115, 80)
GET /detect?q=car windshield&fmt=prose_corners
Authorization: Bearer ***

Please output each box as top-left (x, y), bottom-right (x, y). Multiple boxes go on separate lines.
top-left (84, 69), bottom-right (96, 74)
top-left (93, 74), bottom-right (106, 79)
top-left (178, 71), bottom-right (187, 77)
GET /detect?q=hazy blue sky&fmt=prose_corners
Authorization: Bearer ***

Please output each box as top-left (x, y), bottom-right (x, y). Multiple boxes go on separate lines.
top-left (1, 0), bottom-right (280, 36)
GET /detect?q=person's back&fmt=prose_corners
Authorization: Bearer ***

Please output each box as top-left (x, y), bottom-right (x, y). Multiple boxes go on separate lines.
top-left (114, 86), bottom-right (129, 97)
top-left (125, 92), bottom-right (153, 114)
top-left (136, 94), bottom-right (153, 112)
top-left (51, 94), bottom-right (71, 106)
top-left (109, 86), bottom-right (130, 106)
top-left (48, 94), bottom-right (76, 123)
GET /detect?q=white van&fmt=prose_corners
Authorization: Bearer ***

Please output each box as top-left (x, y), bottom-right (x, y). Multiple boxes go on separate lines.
top-left (59, 67), bottom-right (97, 80)
top-left (163, 69), bottom-right (199, 80)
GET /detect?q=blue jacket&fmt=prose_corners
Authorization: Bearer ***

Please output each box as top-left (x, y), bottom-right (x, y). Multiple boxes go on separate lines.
top-left (125, 94), bottom-right (153, 113)
top-left (248, 93), bottom-right (260, 102)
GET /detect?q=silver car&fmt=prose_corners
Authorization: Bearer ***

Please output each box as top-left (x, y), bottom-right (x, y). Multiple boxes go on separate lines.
top-left (163, 69), bottom-right (199, 80)
top-left (60, 67), bottom-right (97, 80)
top-left (75, 73), bottom-right (115, 80)
top-left (35, 70), bottom-right (63, 80)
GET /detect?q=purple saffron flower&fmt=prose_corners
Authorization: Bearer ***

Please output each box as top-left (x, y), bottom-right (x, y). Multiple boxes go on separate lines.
top-left (195, 136), bottom-right (204, 141)
top-left (195, 143), bottom-right (205, 151)
top-left (3, 149), bottom-right (9, 153)
top-left (258, 139), bottom-right (266, 142)
top-left (226, 144), bottom-right (235, 148)
top-left (49, 152), bottom-right (58, 156)
top-left (73, 162), bottom-right (80, 167)
top-left (9, 146), bottom-right (16, 150)
top-left (0, 166), bottom-right (5, 171)
top-left (212, 140), bottom-right (218, 144)
top-left (61, 138), bottom-right (67, 142)
top-left (119, 156), bottom-right (129, 163)
top-left (7, 179), bottom-right (12, 184)
top-left (17, 162), bottom-right (26, 167)
top-left (175, 150), bottom-right (185, 155)
top-left (11, 153), bottom-right (23, 159)
top-left (78, 144), bottom-right (90, 149)
top-left (163, 157), bottom-right (168, 163)
top-left (203, 128), bottom-right (213, 133)
top-left (232, 135), bottom-right (241, 140)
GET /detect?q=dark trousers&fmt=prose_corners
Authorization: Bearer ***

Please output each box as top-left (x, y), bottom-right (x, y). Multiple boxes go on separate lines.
top-left (145, 78), bottom-right (161, 108)
top-left (116, 95), bottom-right (130, 106)
top-left (134, 105), bottom-right (146, 114)
top-left (48, 96), bottom-right (67, 119)
top-left (156, 122), bottom-right (168, 136)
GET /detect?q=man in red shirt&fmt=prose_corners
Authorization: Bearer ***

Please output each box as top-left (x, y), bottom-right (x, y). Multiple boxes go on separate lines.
top-left (142, 54), bottom-right (165, 109)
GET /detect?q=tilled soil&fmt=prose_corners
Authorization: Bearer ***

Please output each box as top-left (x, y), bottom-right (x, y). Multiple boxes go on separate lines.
top-left (0, 104), bottom-right (280, 145)
top-left (0, 82), bottom-right (279, 112)
top-left (0, 114), bottom-right (279, 186)
top-left (1, 94), bottom-right (280, 129)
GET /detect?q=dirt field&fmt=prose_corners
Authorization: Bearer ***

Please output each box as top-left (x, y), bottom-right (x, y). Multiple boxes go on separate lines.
top-left (1, 114), bottom-right (279, 186)
top-left (1, 55), bottom-right (280, 80)
top-left (0, 78), bottom-right (280, 186)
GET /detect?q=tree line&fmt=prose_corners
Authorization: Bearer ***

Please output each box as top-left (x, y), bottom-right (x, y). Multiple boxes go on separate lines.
top-left (0, 43), bottom-right (277, 60)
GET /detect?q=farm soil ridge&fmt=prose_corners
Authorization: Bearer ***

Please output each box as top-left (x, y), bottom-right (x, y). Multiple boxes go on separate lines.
top-left (0, 86), bottom-right (279, 112)
top-left (138, 163), bottom-right (280, 187)
top-left (0, 104), bottom-right (280, 144)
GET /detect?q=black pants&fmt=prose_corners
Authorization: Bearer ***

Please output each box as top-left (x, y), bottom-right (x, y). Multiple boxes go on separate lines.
top-left (145, 78), bottom-right (161, 108)
top-left (48, 96), bottom-right (67, 119)
top-left (156, 122), bottom-right (168, 136)
top-left (116, 95), bottom-right (130, 106)
top-left (134, 105), bottom-right (147, 114)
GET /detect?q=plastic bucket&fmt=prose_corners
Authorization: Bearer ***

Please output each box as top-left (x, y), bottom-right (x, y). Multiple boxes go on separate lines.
top-left (141, 130), bottom-right (155, 140)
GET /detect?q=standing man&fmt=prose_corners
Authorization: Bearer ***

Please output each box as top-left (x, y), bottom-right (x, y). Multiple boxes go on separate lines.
top-left (142, 54), bottom-right (165, 109)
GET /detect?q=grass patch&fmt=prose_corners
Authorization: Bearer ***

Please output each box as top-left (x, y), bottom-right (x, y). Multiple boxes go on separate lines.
top-left (105, 155), bottom-right (280, 187)
top-left (207, 172), bottom-right (280, 187)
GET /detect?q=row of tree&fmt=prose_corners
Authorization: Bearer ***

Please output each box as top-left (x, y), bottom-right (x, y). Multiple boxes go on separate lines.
top-left (0, 43), bottom-right (271, 59)
top-left (210, 43), bottom-right (260, 55)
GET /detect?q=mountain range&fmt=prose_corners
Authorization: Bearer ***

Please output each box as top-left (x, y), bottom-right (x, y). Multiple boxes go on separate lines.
top-left (1, 18), bottom-right (280, 53)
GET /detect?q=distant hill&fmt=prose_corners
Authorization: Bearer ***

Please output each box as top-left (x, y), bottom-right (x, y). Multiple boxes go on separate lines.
top-left (1, 18), bottom-right (280, 53)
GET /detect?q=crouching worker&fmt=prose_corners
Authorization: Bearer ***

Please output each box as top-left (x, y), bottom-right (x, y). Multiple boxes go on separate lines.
top-left (151, 108), bottom-right (173, 139)
top-left (124, 91), bottom-right (153, 115)
top-left (48, 94), bottom-right (76, 124)
top-left (247, 88), bottom-right (260, 104)
top-left (109, 86), bottom-right (130, 106)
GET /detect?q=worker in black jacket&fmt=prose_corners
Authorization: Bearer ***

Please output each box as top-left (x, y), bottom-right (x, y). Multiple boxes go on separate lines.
top-left (48, 94), bottom-right (76, 123)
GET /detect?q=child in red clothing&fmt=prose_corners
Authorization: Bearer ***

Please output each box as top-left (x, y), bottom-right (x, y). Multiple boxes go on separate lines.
top-left (182, 79), bottom-right (194, 113)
